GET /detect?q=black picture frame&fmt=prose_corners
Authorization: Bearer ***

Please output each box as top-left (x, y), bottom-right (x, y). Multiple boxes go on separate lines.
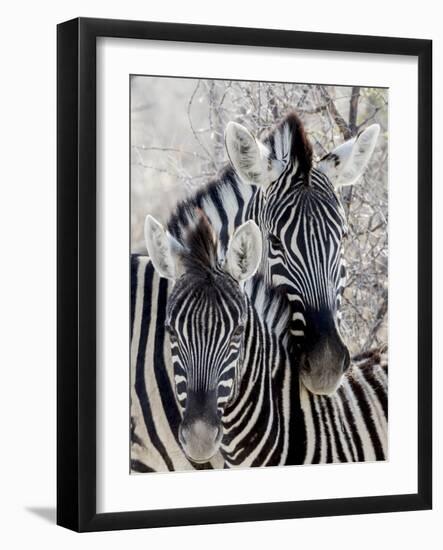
top-left (57, 17), bottom-right (432, 532)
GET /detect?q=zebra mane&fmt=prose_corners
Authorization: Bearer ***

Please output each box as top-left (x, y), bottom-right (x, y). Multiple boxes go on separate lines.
top-left (261, 111), bottom-right (313, 177)
top-left (167, 165), bottom-right (242, 246)
top-left (179, 215), bottom-right (218, 279)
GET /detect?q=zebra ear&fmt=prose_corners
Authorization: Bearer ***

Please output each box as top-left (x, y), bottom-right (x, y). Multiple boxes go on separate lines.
top-left (144, 215), bottom-right (184, 281)
top-left (225, 121), bottom-right (283, 188)
top-left (317, 124), bottom-right (380, 187)
top-left (225, 220), bottom-right (262, 282)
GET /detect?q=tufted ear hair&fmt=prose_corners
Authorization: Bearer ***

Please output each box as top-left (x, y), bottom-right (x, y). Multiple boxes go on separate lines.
top-left (317, 124), bottom-right (380, 187)
top-left (224, 122), bottom-right (284, 189)
top-left (224, 220), bottom-right (262, 282)
top-left (144, 215), bottom-right (184, 281)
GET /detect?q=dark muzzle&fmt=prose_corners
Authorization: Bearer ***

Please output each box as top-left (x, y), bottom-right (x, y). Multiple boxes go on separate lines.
top-left (299, 309), bottom-right (350, 395)
top-left (179, 390), bottom-right (223, 463)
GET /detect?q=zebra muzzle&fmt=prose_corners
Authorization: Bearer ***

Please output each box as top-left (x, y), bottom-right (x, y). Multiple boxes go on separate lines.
top-left (179, 419), bottom-right (223, 463)
top-left (299, 345), bottom-right (350, 396)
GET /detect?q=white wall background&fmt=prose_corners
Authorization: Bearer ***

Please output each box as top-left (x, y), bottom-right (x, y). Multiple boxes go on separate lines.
top-left (0, 0), bottom-right (440, 547)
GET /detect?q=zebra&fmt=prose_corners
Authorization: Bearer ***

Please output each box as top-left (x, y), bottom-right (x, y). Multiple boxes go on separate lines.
top-left (142, 213), bottom-right (387, 467)
top-left (167, 112), bottom-right (380, 395)
top-left (131, 111), bottom-right (382, 470)
top-left (131, 253), bottom-right (224, 472)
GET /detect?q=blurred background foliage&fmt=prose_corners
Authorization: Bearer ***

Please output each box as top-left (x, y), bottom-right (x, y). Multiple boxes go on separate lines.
top-left (131, 76), bottom-right (388, 355)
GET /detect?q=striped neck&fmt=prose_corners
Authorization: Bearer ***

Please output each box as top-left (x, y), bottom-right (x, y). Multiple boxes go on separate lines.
top-left (220, 277), bottom-right (292, 467)
top-left (167, 165), bottom-right (257, 255)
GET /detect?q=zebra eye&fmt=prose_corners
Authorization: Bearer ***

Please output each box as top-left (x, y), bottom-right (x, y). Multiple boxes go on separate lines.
top-left (231, 325), bottom-right (244, 340)
top-left (269, 233), bottom-right (283, 249)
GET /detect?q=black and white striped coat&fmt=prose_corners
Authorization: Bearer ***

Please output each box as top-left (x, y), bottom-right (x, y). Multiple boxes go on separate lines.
top-left (131, 112), bottom-right (385, 470)
top-left (131, 255), bottom-right (224, 472)
top-left (131, 254), bottom-right (387, 471)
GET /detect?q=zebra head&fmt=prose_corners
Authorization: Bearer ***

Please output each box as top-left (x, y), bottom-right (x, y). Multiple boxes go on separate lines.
top-left (225, 113), bottom-right (380, 395)
top-left (145, 214), bottom-right (262, 463)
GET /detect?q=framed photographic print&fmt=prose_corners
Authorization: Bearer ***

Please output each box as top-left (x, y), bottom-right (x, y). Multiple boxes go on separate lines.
top-left (57, 17), bottom-right (432, 532)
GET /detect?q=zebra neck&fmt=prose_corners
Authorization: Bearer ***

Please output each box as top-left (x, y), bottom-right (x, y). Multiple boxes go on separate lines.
top-left (167, 165), bottom-right (258, 253)
top-left (220, 303), bottom-right (292, 467)
top-left (240, 304), bottom-right (289, 385)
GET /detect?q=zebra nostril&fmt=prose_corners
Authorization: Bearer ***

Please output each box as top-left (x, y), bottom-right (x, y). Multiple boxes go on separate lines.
top-left (215, 424), bottom-right (223, 443)
top-left (178, 425), bottom-right (186, 446)
top-left (301, 354), bottom-right (311, 373)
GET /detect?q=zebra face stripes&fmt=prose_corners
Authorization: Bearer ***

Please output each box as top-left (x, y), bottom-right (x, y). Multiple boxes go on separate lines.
top-left (226, 114), bottom-right (380, 395)
top-left (253, 166), bottom-right (351, 395)
top-left (166, 272), bottom-right (247, 462)
top-left (145, 215), bottom-right (262, 463)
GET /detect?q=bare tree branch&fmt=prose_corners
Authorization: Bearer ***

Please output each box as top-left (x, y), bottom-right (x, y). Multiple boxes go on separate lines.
top-left (348, 86), bottom-right (361, 135)
top-left (318, 86), bottom-right (352, 140)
